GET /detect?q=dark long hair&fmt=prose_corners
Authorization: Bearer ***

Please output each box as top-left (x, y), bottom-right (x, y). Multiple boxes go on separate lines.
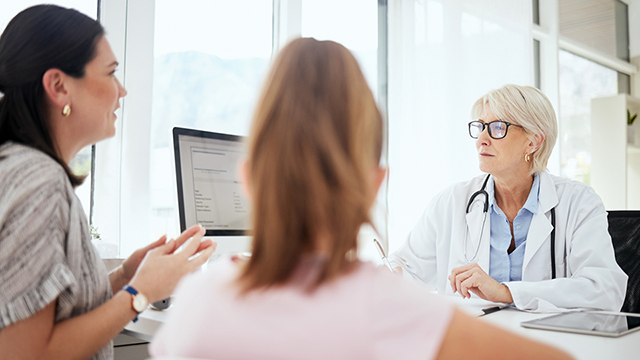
top-left (0, 5), bottom-right (105, 186)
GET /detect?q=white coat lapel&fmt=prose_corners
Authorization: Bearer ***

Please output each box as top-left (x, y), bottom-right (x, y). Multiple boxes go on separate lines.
top-left (523, 172), bottom-right (559, 270)
top-left (523, 211), bottom-right (552, 270)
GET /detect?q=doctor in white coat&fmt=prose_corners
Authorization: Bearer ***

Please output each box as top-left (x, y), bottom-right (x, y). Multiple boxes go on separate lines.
top-left (389, 84), bottom-right (627, 312)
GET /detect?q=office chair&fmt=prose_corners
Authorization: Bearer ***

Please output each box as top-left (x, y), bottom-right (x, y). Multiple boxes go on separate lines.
top-left (607, 210), bottom-right (640, 313)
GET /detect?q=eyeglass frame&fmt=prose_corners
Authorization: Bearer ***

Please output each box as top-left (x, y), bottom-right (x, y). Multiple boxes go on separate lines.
top-left (468, 120), bottom-right (524, 140)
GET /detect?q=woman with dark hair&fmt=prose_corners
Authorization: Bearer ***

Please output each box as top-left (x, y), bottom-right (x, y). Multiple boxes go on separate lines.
top-left (0, 5), bottom-right (215, 360)
top-left (150, 38), bottom-right (571, 360)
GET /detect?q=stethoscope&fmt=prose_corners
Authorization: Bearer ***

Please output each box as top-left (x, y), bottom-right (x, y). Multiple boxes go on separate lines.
top-left (464, 174), bottom-right (557, 279)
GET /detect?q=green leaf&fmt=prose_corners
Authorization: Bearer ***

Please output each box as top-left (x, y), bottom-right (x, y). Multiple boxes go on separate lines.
top-left (629, 110), bottom-right (638, 125)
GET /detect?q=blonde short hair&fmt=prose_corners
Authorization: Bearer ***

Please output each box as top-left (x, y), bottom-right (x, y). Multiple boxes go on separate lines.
top-left (471, 84), bottom-right (557, 174)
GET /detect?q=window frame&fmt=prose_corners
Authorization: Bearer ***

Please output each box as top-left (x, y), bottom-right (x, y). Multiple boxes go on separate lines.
top-left (94, 0), bottom-right (155, 256)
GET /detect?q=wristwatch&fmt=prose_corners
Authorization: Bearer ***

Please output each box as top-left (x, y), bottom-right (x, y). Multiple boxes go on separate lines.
top-left (122, 285), bottom-right (148, 323)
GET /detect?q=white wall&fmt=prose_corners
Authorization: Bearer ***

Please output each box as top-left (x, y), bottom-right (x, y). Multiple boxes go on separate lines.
top-left (386, 0), bottom-right (533, 251)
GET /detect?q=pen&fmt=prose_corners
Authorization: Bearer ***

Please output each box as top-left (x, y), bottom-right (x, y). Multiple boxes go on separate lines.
top-left (480, 305), bottom-right (509, 316)
top-left (373, 238), bottom-right (394, 271)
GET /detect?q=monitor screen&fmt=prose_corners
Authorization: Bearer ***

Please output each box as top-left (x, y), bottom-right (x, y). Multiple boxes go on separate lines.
top-left (173, 127), bottom-right (251, 236)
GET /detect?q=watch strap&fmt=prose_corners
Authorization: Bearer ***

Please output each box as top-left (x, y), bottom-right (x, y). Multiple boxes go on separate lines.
top-left (123, 285), bottom-right (138, 296)
top-left (123, 285), bottom-right (141, 323)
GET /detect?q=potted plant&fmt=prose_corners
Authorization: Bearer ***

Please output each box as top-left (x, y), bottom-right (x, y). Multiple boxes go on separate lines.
top-left (628, 109), bottom-right (638, 145)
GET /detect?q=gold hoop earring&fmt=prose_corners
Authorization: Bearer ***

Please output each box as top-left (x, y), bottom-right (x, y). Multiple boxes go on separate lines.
top-left (62, 104), bottom-right (71, 117)
top-left (525, 153), bottom-right (531, 163)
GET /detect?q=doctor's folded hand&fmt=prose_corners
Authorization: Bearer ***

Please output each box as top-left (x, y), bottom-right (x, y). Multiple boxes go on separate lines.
top-left (448, 263), bottom-right (513, 303)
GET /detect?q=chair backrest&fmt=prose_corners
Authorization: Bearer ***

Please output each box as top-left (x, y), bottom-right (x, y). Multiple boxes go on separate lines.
top-left (607, 210), bottom-right (640, 313)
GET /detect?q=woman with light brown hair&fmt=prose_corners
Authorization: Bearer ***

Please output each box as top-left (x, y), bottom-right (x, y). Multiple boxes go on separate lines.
top-left (150, 38), bottom-right (571, 360)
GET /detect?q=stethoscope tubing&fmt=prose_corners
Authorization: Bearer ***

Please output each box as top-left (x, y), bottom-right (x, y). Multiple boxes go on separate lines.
top-left (462, 174), bottom-right (491, 264)
top-left (464, 174), bottom-right (557, 279)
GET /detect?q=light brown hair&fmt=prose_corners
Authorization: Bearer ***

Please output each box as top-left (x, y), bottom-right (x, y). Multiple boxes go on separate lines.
top-left (238, 38), bottom-right (383, 293)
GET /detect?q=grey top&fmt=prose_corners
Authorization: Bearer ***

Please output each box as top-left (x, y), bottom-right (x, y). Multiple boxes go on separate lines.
top-left (0, 142), bottom-right (113, 360)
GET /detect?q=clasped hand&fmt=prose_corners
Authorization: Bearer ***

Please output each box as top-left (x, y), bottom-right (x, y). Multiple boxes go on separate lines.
top-left (448, 263), bottom-right (513, 304)
top-left (114, 225), bottom-right (216, 303)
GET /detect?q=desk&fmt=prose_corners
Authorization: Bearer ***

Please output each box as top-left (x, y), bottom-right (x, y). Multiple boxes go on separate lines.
top-left (445, 297), bottom-right (640, 360)
top-left (482, 309), bottom-right (638, 360)
top-left (125, 297), bottom-right (640, 360)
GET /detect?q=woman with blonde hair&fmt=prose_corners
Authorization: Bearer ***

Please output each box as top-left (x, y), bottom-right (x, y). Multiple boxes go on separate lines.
top-left (390, 84), bottom-right (627, 312)
top-left (151, 40), bottom-right (570, 360)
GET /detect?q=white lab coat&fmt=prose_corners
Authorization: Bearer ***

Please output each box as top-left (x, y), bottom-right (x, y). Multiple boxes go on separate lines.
top-left (389, 172), bottom-right (628, 312)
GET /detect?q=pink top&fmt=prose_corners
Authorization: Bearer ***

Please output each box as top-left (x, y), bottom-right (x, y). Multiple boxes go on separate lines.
top-left (150, 259), bottom-right (453, 360)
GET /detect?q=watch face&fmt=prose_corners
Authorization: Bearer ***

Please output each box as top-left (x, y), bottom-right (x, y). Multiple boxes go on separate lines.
top-left (133, 293), bottom-right (148, 312)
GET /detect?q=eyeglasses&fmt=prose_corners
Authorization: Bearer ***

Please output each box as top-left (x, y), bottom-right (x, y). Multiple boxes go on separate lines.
top-left (468, 120), bottom-right (523, 139)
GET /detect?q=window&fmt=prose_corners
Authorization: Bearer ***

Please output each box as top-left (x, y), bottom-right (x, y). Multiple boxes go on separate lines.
top-left (95, 0), bottom-right (387, 258)
top-left (556, 0), bottom-right (632, 185)
top-left (301, 0), bottom-right (379, 99)
top-left (386, 0), bottom-right (532, 251)
top-left (559, 0), bottom-right (629, 61)
top-left (91, 0), bottom-right (638, 258)
top-left (558, 50), bottom-right (619, 184)
top-left (299, 0), bottom-right (386, 259)
top-left (144, 0), bottom-right (273, 252)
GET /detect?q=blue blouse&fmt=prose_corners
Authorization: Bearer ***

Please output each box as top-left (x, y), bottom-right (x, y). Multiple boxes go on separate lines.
top-left (488, 173), bottom-right (540, 283)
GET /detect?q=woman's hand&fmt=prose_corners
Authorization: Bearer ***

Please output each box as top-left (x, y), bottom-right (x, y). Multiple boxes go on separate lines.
top-left (448, 263), bottom-right (513, 303)
top-left (110, 235), bottom-right (170, 292)
top-left (127, 225), bottom-right (216, 303)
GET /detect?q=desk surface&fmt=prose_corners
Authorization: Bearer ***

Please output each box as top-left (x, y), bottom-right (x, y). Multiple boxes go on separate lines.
top-left (125, 296), bottom-right (640, 360)
top-left (447, 297), bottom-right (640, 360)
top-left (483, 310), bottom-right (638, 360)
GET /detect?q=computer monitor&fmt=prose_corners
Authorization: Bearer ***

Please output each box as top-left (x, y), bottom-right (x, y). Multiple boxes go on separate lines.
top-left (173, 127), bottom-right (251, 255)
